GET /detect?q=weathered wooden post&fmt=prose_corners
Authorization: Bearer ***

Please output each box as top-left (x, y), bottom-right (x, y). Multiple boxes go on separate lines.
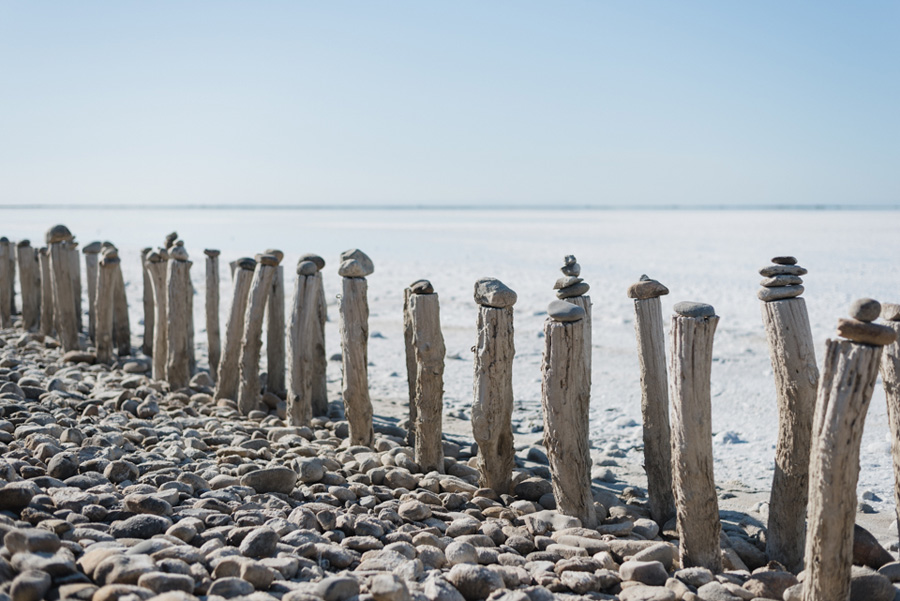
top-left (39, 248), bottom-right (53, 336)
top-left (166, 243), bottom-right (193, 389)
top-left (287, 260), bottom-right (321, 426)
top-left (338, 249), bottom-right (375, 446)
top-left (669, 301), bottom-right (722, 572)
top-left (803, 300), bottom-right (895, 601)
top-left (237, 254), bottom-right (277, 414)
top-left (628, 275), bottom-right (675, 528)
top-left (0, 238), bottom-right (12, 328)
top-left (146, 249), bottom-right (169, 380)
top-left (408, 280), bottom-right (445, 473)
top-left (68, 241), bottom-right (82, 332)
top-left (140, 247), bottom-right (154, 355)
top-left (82, 242), bottom-right (102, 341)
top-left (298, 253), bottom-right (329, 416)
top-left (541, 299), bottom-right (595, 527)
top-left (472, 278), bottom-right (517, 494)
top-left (110, 247), bottom-right (130, 357)
top-left (758, 256), bottom-right (817, 572)
top-left (95, 251), bottom-right (118, 364)
top-left (47, 225), bottom-right (79, 351)
top-left (216, 258), bottom-right (256, 401)
top-left (403, 286), bottom-right (418, 446)
top-left (205, 249), bottom-right (221, 380)
top-left (6, 242), bottom-right (15, 319)
top-left (265, 249), bottom-right (286, 396)
top-left (880, 302), bottom-right (900, 547)
top-left (556, 255), bottom-right (591, 376)
top-left (16, 241), bottom-right (41, 331)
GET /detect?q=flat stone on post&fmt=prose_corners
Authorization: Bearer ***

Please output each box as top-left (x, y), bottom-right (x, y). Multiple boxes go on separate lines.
top-left (758, 285), bottom-right (804, 302)
top-left (474, 277), bottom-right (517, 309)
top-left (771, 256), bottom-right (798, 265)
top-left (299, 253), bottom-right (325, 271)
top-left (628, 276), bottom-right (669, 300)
top-left (298, 260), bottom-right (317, 276)
top-left (760, 265), bottom-right (808, 277)
top-left (548, 299), bottom-right (584, 322)
top-left (674, 301), bottom-right (715, 319)
top-left (837, 318), bottom-right (897, 346)
top-left (410, 279), bottom-right (434, 294)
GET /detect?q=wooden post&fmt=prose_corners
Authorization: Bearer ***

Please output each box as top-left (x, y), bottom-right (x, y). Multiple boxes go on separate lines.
top-left (166, 244), bottom-right (192, 389)
top-left (408, 282), bottom-right (445, 473)
top-left (237, 255), bottom-right (277, 414)
top-left (758, 257), bottom-right (817, 572)
top-left (39, 248), bottom-right (53, 336)
top-left (83, 242), bottom-right (102, 341)
top-left (403, 287), bottom-right (418, 446)
top-left (95, 253), bottom-right (118, 364)
top-left (108, 248), bottom-right (130, 357)
top-left (557, 255), bottom-right (592, 377)
top-left (47, 226), bottom-right (79, 351)
top-left (13, 241), bottom-right (37, 332)
top-left (216, 258), bottom-right (256, 401)
top-left (299, 253), bottom-right (328, 416)
top-left (0, 238), bottom-right (12, 328)
top-left (6, 242), bottom-right (15, 319)
top-left (140, 247), bottom-right (154, 355)
top-left (879, 302), bottom-right (900, 549)
top-left (541, 299), bottom-right (595, 527)
top-left (147, 249), bottom-right (169, 380)
top-left (338, 249), bottom-right (375, 446)
top-left (287, 260), bottom-right (321, 426)
top-left (803, 301), bottom-right (896, 601)
top-left (68, 242), bottom-right (82, 332)
top-left (669, 301), bottom-right (722, 572)
top-left (472, 278), bottom-right (516, 494)
top-left (265, 249), bottom-right (286, 396)
top-left (205, 249), bottom-right (221, 381)
top-left (628, 275), bottom-right (675, 528)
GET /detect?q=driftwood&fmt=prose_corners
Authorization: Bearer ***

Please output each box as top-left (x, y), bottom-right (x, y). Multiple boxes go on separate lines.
top-left (39, 248), bottom-right (53, 336)
top-left (880, 318), bottom-right (900, 548)
top-left (216, 258), bottom-right (255, 401)
top-left (541, 308), bottom-right (596, 527)
top-left (669, 309), bottom-right (722, 572)
top-left (804, 339), bottom-right (885, 601)
top-left (205, 249), bottom-right (221, 381)
top-left (566, 295), bottom-right (592, 380)
top-left (146, 251), bottom-right (169, 380)
top-left (631, 294), bottom-right (675, 527)
top-left (266, 252), bottom-right (286, 395)
top-left (340, 276), bottom-right (374, 446)
top-left (287, 261), bottom-right (321, 426)
top-left (84, 242), bottom-right (102, 341)
top-left (0, 239), bottom-right (12, 328)
top-left (140, 248), bottom-right (154, 355)
top-left (473, 304), bottom-right (516, 494)
top-left (16, 241), bottom-right (41, 331)
top-left (166, 251), bottom-right (192, 389)
top-left (49, 239), bottom-right (79, 351)
top-left (409, 291), bottom-right (445, 473)
top-left (760, 297), bottom-right (818, 571)
top-left (403, 288), bottom-right (417, 446)
top-left (95, 255), bottom-right (117, 364)
top-left (237, 256), bottom-right (277, 414)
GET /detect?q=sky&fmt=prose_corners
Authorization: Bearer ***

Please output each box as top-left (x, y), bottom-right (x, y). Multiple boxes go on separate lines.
top-left (0, 2), bottom-right (898, 207)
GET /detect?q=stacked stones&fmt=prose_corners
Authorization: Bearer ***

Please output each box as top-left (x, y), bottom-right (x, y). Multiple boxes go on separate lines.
top-left (758, 256), bottom-right (807, 302)
top-left (554, 255), bottom-right (591, 376)
top-left (837, 298), bottom-right (897, 346)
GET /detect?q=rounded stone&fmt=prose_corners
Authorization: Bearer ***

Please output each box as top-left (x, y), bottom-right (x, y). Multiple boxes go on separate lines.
top-left (409, 279), bottom-right (434, 294)
top-left (83, 241), bottom-right (103, 254)
top-left (315, 576), bottom-right (360, 601)
top-left (257, 253), bottom-right (278, 267)
top-left (627, 277), bottom-right (669, 300)
top-left (338, 249), bottom-right (374, 277)
top-left (674, 301), bottom-right (715, 318)
top-left (556, 282), bottom-right (590, 299)
top-left (46, 224), bottom-right (73, 244)
top-left (474, 277), bottom-right (517, 308)
top-left (265, 248), bottom-right (284, 263)
top-left (547, 299), bottom-right (585, 323)
top-left (561, 263), bottom-right (581, 277)
top-left (758, 285), bottom-right (804, 302)
top-left (837, 318), bottom-right (897, 346)
top-left (237, 257), bottom-right (257, 271)
top-left (239, 527), bottom-right (279, 558)
top-left (297, 260), bottom-right (318, 276)
top-left (760, 275), bottom-right (803, 288)
top-left (11, 570), bottom-right (52, 601)
top-left (619, 560), bottom-right (668, 586)
top-left (240, 467), bottom-right (297, 494)
top-left (759, 264), bottom-right (808, 277)
top-left (771, 256), bottom-right (798, 265)
top-left (850, 298), bottom-right (881, 323)
top-left (445, 541), bottom-right (478, 565)
top-left (299, 253), bottom-right (325, 270)
top-left (207, 577), bottom-right (254, 598)
top-left (446, 564), bottom-right (505, 601)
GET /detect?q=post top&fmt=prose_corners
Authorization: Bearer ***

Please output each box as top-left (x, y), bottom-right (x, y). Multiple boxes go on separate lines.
top-left (409, 279), bottom-right (434, 295)
top-left (46, 224), bottom-right (73, 244)
top-left (548, 299), bottom-right (584, 323)
top-left (264, 249), bottom-right (284, 264)
top-left (170, 244), bottom-right (189, 262)
top-left (474, 277), bottom-right (517, 308)
top-left (628, 275), bottom-right (669, 300)
top-left (83, 241), bottom-right (103, 254)
top-left (237, 257), bottom-right (257, 271)
top-left (16, 239), bottom-right (30, 248)
top-left (299, 253), bottom-right (325, 271)
top-left (297, 260), bottom-right (318, 276)
top-left (338, 249), bottom-right (374, 277)
top-left (256, 253), bottom-right (278, 267)
top-left (759, 256), bottom-right (806, 302)
top-left (674, 301), bottom-right (716, 319)
top-left (204, 249), bottom-right (220, 258)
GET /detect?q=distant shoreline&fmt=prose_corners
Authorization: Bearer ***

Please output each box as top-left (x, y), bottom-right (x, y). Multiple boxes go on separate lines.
top-left (0, 203), bottom-right (898, 211)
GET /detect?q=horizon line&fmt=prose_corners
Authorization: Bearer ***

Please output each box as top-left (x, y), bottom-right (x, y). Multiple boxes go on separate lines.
top-left (0, 203), bottom-right (899, 211)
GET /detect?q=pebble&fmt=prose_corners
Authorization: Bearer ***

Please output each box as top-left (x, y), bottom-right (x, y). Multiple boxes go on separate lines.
top-left (850, 298), bottom-right (881, 322)
top-left (473, 278), bottom-right (517, 308)
top-left (446, 564), bottom-right (505, 601)
top-left (556, 282), bottom-right (590, 299)
top-left (757, 285), bottom-right (804, 302)
top-left (620, 560), bottom-right (668, 586)
top-left (257, 253), bottom-right (279, 267)
top-left (618, 585), bottom-right (676, 601)
top-left (627, 277), bottom-right (669, 300)
top-left (297, 261), bottom-right (318, 276)
top-left (547, 300), bottom-right (585, 323)
top-left (771, 255), bottom-right (797, 265)
top-left (561, 255), bottom-right (581, 277)
top-left (759, 274), bottom-right (803, 287)
top-left (11, 569), bottom-right (52, 601)
top-left (240, 467), bottom-right (297, 494)
top-left (674, 301), bottom-right (715, 318)
top-left (338, 248), bottom-right (374, 277)
top-left (299, 252), bottom-right (326, 270)
top-left (409, 279), bottom-right (435, 294)
top-left (759, 264), bottom-right (808, 277)
top-left (837, 318), bottom-right (898, 346)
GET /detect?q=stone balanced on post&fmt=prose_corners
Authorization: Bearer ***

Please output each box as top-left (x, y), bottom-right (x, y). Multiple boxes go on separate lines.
top-left (338, 249), bottom-right (375, 447)
top-left (556, 255), bottom-right (591, 377)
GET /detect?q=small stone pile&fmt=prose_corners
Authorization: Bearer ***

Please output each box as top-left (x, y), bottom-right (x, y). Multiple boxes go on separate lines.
top-left (757, 256), bottom-right (807, 302)
top-left (836, 298), bottom-right (898, 346)
top-left (553, 256), bottom-right (589, 300)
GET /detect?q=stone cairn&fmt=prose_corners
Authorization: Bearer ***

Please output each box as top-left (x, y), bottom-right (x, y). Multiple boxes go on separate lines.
top-left (555, 255), bottom-right (591, 376)
top-left (627, 275), bottom-right (675, 528)
top-left (472, 277), bottom-right (517, 495)
top-left (338, 249), bottom-right (375, 447)
top-left (757, 255), bottom-right (818, 572)
top-left (879, 301), bottom-right (900, 549)
top-left (803, 299), bottom-right (897, 601)
top-left (541, 298), bottom-right (597, 528)
top-left (288, 257), bottom-right (324, 427)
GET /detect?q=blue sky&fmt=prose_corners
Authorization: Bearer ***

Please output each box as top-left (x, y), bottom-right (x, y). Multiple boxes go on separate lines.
top-left (1, 2), bottom-right (897, 206)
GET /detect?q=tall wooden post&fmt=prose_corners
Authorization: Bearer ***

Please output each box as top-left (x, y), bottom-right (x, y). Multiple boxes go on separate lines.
top-left (95, 253), bottom-right (118, 364)
top-left (16, 241), bottom-right (41, 332)
top-left (47, 226), bottom-right (79, 351)
top-left (803, 301), bottom-right (895, 601)
top-left (409, 282), bottom-right (445, 473)
top-left (880, 303), bottom-right (900, 549)
top-left (6, 241), bottom-right (15, 319)
top-left (265, 249), bottom-right (286, 396)
top-left (68, 242), bottom-right (82, 332)
top-left (472, 278), bottom-right (516, 494)
top-left (39, 248), bottom-right (53, 336)
top-left (147, 249), bottom-right (169, 381)
top-left (541, 299), bottom-right (595, 527)
top-left (166, 244), bottom-right (192, 389)
top-left (216, 258), bottom-right (256, 401)
top-left (288, 260), bottom-right (322, 426)
top-left (83, 242), bottom-right (102, 341)
top-left (299, 253), bottom-right (328, 416)
top-left (628, 275), bottom-right (675, 528)
top-left (0, 238), bottom-right (12, 328)
top-left (237, 255), bottom-right (277, 414)
top-left (205, 249), bottom-right (221, 381)
top-left (108, 247), bottom-right (130, 357)
top-left (669, 301), bottom-right (722, 572)
top-left (140, 247), bottom-right (154, 355)
top-left (557, 255), bottom-right (592, 376)
top-left (403, 287), bottom-right (418, 446)
top-left (338, 249), bottom-right (375, 446)
top-left (758, 256), bottom-right (817, 572)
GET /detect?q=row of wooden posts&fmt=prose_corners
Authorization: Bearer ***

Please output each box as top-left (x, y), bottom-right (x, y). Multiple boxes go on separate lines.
top-left (1, 227), bottom-right (897, 601)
